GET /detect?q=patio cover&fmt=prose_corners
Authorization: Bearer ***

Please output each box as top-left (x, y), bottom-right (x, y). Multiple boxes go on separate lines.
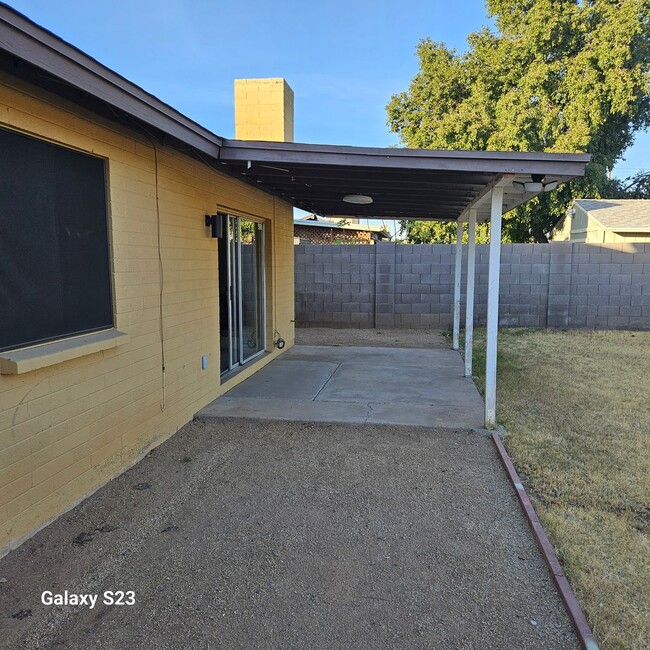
top-left (218, 140), bottom-right (589, 222)
top-left (0, 3), bottom-right (591, 426)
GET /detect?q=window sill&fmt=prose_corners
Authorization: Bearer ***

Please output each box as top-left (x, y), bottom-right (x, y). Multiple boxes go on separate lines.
top-left (0, 329), bottom-right (129, 375)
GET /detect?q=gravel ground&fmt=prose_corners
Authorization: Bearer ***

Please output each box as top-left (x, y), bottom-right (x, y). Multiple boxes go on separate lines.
top-left (296, 327), bottom-right (449, 349)
top-left (0, 418), bottom-right (577, 649)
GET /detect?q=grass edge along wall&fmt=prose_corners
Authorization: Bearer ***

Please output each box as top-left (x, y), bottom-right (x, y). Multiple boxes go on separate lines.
top-left (0, 70), bottom-right (295, 555)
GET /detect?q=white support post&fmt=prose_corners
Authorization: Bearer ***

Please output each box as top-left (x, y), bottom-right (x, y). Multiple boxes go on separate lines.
top-left (464, 209), bottom-right (477, 378)
top-left (452, 218), bottom-right (463, 351)
top-left (485, 187), bottom-right (504, 427)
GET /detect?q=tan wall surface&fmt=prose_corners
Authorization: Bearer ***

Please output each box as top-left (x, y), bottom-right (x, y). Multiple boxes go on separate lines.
top-left (0, 72), bottom-right (295, 554)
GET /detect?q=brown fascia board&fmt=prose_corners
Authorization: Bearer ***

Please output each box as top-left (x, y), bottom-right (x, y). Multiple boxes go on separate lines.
top-left (220, 139), bottom-right (591, 178)
top-left (0, 3), bottom-right (223, 159)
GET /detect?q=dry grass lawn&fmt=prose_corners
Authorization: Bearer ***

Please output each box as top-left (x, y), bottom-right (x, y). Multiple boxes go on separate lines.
top-left (469, 329), bottom-right (650, 650)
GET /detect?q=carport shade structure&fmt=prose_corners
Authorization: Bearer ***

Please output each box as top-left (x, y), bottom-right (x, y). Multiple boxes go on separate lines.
top-left (218, 140), bottom-right (590, 426)
top-left (0, 2), bottom-right (589, 426)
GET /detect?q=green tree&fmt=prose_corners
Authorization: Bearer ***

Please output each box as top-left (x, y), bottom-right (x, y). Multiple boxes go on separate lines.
top-left (603, 170), bottom-right (650, 198)
top-left (401, 221), bottom-right (490, 244)
top-left (387, 0), bottom-right (650, 242)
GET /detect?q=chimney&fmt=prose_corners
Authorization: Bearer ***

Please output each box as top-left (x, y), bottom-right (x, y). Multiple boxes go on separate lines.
top-left (234, 78), bottom-right (294, 142)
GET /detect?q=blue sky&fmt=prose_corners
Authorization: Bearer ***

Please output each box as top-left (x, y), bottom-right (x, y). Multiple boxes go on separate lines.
top-left (7, 0), bottom-right (649, 179)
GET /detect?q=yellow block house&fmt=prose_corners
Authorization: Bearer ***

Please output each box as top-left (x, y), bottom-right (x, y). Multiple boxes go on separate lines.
top-left (553, 199), bottom-right (650, 243)
top-left (0, 6), bottom-right (589, 555)
top-left (0, 10), bottom-right (298, 555)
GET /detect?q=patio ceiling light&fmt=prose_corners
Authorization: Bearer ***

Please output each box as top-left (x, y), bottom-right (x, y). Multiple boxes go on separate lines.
top-left (342, 194), bottom-right (373, 204)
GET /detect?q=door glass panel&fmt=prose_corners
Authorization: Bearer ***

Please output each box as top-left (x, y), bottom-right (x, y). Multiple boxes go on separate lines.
top-left (219, 215), bottom-right (265, 376)
top-left (229, 217), bottom-right (240, 367)
top-left (240, 219), bottom-right (264, 361)
top-left (218, 223), bottom-right (230, 373)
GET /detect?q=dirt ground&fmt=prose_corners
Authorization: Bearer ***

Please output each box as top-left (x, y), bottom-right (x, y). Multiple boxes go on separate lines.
top-left (0, 417), bottom-right (578, 649)
top-left (296, 327), bottom-right (449, 348)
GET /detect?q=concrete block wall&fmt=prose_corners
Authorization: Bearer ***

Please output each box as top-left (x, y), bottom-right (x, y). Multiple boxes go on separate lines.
top-left (295, 242), bottom-right (650, 330)
top-left (295, 246), bottom-right (376, 328)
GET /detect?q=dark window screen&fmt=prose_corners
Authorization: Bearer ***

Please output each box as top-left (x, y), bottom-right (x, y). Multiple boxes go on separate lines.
top-left (0, 127), bottom-right (113, 352)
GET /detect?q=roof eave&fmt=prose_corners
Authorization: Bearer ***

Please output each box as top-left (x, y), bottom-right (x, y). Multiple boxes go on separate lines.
top-left (0, 2), bottom-right (224, 159)
top-left (604, 226), bottom-right (650, 232)
top-left (220, 139), bottom-right (591, 178)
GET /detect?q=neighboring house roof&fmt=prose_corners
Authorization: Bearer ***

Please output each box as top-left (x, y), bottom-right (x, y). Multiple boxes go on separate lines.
top-left (574, 199), bottom-right (650, 232)
top-left (0, 3), bottom-right (589, 222)
top-left (294, 216), bottom-right (388, 235)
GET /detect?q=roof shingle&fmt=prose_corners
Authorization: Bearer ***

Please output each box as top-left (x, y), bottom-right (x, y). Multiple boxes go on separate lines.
top-left (575, 199), bottom-right (650, 231)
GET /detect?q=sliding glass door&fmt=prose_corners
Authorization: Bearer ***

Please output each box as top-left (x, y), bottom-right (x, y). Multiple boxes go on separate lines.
top-left (219, 215), bottom-right (265, 375)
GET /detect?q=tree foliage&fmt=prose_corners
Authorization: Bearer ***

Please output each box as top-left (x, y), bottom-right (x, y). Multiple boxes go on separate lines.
top-left (603, 170), bottom-right (650, 198)
top-left (400, 220), bottom-right (490, 244)
top-left (388, 0), bottom-right (650, 242)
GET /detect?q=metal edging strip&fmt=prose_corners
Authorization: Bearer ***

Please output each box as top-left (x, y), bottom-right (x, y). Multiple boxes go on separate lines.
top-left (491, 432), bottom-right (599, 650)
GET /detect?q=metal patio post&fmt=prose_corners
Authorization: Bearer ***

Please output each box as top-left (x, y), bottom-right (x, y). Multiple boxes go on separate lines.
top-left (452, 218), bottom-right (463, 351)
top-left (464, 208), bottom-right (477, 378)
top-left (485, 188), bottom-right (504, 427)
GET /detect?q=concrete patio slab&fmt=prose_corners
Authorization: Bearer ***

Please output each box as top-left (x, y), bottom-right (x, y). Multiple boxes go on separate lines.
top-left (198, 345), bottom-right (485, 429)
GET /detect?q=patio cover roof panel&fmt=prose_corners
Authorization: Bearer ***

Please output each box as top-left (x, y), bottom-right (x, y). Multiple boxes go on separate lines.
top-left (219, 140), bottom-right (590, 221)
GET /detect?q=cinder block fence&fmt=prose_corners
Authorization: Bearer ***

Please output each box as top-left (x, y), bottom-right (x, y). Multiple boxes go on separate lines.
top-left (295, 242), bottom-right (650, 330)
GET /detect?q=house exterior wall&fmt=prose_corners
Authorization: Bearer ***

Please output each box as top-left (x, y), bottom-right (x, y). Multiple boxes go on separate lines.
top-left (553, 206), bottom-right (650, 243)
top-left (0, 71), bottom-right (295, 554)
top-left (295, 242), bottom-right (650, 330)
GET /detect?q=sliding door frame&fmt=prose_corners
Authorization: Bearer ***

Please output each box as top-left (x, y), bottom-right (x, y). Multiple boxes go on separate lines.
top-left (221, 213), bottom-right (267, 377)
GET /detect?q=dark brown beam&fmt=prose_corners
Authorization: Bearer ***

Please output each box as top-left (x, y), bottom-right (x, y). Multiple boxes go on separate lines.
top-left (245, 176), bottom-right (487, 193)
top-left (221, 140), bottom-right (591, 177)
top-left (303, 204), bottom-right (463, 215)
top-left (239, 166), bottom-right (495, 186)
top-left (267, 188), bottom-right (475, 202)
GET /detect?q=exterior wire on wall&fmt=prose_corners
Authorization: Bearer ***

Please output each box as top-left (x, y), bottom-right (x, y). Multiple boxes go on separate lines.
top-left (116, 114), bottom-right (167, 411)
top-left (272, 197), bottom-right (278, 341)
top-left (149, 138), bottom-right (166, 411)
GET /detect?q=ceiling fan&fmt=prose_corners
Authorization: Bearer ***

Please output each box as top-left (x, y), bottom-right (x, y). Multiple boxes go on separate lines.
top-left (512, 174), bottom-right (559, 193)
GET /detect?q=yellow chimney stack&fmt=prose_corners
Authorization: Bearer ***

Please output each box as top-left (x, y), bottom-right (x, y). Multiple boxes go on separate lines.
top-left (234, 78), bottom-right (294, 142)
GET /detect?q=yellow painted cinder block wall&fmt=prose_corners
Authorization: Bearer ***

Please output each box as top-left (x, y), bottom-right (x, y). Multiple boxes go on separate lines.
top-left (234, 78), bottom-right (294, 142)
top-left (0, 71), bottom-right (295, 555)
